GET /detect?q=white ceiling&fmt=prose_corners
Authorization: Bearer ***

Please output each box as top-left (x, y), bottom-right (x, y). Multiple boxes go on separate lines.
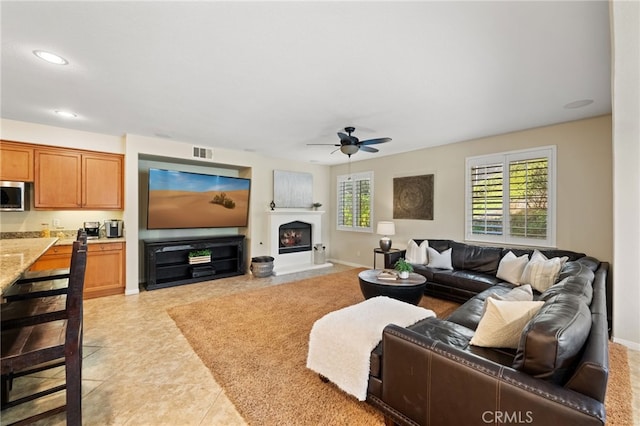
top-left (1, 1), bottom-right (611, 165)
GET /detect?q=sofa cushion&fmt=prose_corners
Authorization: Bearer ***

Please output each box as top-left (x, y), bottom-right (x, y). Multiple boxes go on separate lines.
top-left (431, 269), bottom-right (503, 294)
top-left (426, 246), bottom-right (453, 269)
top-left (496, 251), bottom-right (529, 285)
top-left (538, 276), bottom-right (593, 305)
top-left (557, 260), bottom-right (597, 283)
top-left (450, 242), bottom-right (503, 274)
top-left (513, 294), bottom-right (592, 384)
top-left (470, 299), bottom-right (544, 348)
top-left (407, 317), bottom-right (475, 350)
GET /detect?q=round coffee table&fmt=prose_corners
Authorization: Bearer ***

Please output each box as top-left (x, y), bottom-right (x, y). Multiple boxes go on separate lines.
top-left (358, 269), bottom-right (427, 305)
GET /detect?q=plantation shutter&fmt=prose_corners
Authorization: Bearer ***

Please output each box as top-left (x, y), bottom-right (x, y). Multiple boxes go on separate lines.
top-left (470, 162), bottom-right (504, 236)
top-left (337, 179), bottom-right (353, 228)
top-left (337, 172), bottom-right (374, 232)
top-left (466, 147), bottom-right (555, 247)
top-left (509, 157), bottom-right (548, 239)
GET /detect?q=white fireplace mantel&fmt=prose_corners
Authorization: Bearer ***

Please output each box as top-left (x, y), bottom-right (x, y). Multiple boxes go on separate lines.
top-left (267, 209), bottom-right (332, 275)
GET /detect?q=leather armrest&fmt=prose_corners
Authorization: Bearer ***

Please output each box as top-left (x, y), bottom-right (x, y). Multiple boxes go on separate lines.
top-left (379, 324), bottom-right (605, 426)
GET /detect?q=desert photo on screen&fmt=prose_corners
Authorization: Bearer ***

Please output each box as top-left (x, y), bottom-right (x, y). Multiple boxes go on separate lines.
top-left (148, 169), bottom-right (250, 229)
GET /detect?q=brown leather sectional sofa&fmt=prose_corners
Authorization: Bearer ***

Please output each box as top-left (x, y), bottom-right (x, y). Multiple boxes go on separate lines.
top-left (370, 239), bottom-right (611, 425)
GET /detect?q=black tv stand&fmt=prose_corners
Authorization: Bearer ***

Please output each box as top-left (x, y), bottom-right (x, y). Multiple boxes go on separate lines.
top-left (143, 235), bottom-right (245, 290)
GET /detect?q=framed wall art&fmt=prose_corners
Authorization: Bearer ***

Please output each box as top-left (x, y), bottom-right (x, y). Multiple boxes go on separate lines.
top-left (393, 174), bottom-right (434, 220)
top-left (273, 170), bottom-right (313, 208)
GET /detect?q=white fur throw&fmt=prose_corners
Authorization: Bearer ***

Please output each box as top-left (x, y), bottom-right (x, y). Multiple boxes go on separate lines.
top-left (306, 296), bottom-right (435, 401)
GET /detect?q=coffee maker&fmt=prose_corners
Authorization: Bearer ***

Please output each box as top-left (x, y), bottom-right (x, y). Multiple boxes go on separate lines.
top-left (83, 221), bottom-right (100, 239)
top-left (105, 219), bottom-right (124, 238)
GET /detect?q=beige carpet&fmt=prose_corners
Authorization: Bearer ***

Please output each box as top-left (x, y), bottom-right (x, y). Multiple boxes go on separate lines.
top-left (168, 268), bottom-right (632, 426)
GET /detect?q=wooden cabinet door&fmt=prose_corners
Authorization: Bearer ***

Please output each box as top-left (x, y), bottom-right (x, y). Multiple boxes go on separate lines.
top-left (84, 243), bottom-right (125, 299)
top-left (0, 141), bottom-right (34, 181)
top-left (28, 245), bottom-right (73, 271)
top-left (34, 149), bottom-right (82, 208)
top-left (82, 153), bottom-right (124, 209)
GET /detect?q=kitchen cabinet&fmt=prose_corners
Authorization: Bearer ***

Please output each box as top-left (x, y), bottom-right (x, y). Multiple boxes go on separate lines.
top-left (34, 147), bottom-right (123, 209)
top-left (29, 241), bottom-right (125, 299)
top-left (0, 140), bottom-right (34, 182)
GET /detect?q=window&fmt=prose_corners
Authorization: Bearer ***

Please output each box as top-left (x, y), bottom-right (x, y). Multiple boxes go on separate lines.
top-left (337, 171), bottom-right (374, 232)
top-left (465, 146), bottom-right (556, 247)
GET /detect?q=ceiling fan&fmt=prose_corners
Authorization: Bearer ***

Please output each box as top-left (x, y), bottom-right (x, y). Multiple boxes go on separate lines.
top-left (308, 127), bottom-right (392, 158)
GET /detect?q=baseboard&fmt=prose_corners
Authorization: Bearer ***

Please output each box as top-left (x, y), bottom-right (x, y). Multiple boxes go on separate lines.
top-left (613, 336), bottom-right (640, 351)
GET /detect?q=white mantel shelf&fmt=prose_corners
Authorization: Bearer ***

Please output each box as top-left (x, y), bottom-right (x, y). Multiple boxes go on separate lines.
top-left (267, 209), bottom-right (326, 214)
top-left (267, 209), bottom-right (332, 276)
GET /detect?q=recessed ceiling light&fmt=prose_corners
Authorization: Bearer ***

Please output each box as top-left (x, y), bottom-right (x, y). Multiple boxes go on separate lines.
top-left (54, 110), bottom-right (77, 118)
top-left (564, 99), bottom-right (594, 109)
top-left (33, 50), bottom-right (68, 65)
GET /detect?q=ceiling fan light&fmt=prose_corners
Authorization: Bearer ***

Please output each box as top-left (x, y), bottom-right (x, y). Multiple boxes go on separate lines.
top-left (340, 145), bottom-right (359, 155)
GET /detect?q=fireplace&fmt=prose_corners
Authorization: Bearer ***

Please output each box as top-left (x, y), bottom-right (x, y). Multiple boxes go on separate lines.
top-left (267, 209), bottom-right (332, 276)
top-left (279, 221), bottom-right (312, 254)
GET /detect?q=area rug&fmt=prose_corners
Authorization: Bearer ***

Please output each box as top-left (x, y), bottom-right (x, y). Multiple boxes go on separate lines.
top-left (168, 268), bottom-right (633, 425)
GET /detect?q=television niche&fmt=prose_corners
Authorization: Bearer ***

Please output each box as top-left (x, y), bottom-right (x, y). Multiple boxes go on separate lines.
top-left (147, 168), bottom-right (251, 229)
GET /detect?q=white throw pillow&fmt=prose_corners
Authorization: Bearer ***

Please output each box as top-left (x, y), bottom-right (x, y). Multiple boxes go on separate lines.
top-left (426, 247), bottom-right (453, 270)
top-left (496, 251), bottom-right (529, 285)
top-left (405, 240), bottom-right (428, 264)
top-left (470, 299), bottom-right (544, 348)
top-left (520, 250), bottom-right (569, 292)
top-left (482, 284), bottom-right (533, 314)
top-left (526, 258), bottom-right (564, 292)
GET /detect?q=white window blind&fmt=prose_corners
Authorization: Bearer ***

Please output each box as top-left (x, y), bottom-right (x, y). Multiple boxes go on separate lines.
top-left (337, 171), bottom-right (374, 232)
top-left (466, 146), bottom-right (556, 247)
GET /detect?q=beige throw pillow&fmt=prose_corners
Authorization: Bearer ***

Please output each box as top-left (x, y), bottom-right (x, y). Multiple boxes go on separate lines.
top-left (426, 246), bottom-right (453, 270)
top-left (405, 240), bottom-right (428, 264)
top-left (520, 250), bottom-right (569, 292)
top-left (496, 251), bottom-right (529, 285)
top-left (470, 299), bottom-right (544, 348)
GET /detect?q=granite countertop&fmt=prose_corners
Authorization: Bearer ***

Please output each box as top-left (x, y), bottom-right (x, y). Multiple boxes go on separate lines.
top-left (0, 237), bottom-right (58, 294)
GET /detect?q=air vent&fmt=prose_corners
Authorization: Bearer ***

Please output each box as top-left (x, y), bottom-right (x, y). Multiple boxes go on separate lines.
top-left (193, 146), bottom-right (213, 159)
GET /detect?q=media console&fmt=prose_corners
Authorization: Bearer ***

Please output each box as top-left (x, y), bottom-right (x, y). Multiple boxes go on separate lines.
top-left (143, 235), bottom-right (245, 290)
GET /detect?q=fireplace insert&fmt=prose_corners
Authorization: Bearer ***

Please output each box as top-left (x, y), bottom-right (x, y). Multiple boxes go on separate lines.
top-left (279, 221), bottom-right (312, 254)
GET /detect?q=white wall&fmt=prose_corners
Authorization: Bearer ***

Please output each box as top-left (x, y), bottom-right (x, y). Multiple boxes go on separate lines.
top-left (329, 116), bottom-right (613, 267)
top-left (611, 0), bottom-right (640, 349)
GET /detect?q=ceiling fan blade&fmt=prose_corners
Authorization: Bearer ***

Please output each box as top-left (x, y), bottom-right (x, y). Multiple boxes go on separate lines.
top-left (306, 143), bottom-right (341, 146)
top-left (359, 137), bottom-right (392, 146)
top-left (359, 145), bottom-right (379, 153)
top-left (338, 132), bottom-right (358, 144)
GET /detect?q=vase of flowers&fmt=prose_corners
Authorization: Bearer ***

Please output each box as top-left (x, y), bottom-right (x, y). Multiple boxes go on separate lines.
top-left (394, 257), bottom-right (414, 279)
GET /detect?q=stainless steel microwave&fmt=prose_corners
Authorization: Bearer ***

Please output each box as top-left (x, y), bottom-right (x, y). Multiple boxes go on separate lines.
top-left (0, 181), bottom-right (27, 211)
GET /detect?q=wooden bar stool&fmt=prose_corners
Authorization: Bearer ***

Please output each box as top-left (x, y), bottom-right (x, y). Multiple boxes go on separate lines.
top-left (1, 239), bottom-right (88, 425)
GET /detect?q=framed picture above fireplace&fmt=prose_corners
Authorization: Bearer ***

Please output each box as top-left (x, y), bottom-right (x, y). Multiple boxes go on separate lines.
top-left (273, 170), bottom-right (313, 208)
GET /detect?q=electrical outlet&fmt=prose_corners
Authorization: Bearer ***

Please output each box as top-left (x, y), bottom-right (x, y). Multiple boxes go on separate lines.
top-left (356, 250), bottom-right (360, 257)
top-left (52, 218), bottom-right (61, 228)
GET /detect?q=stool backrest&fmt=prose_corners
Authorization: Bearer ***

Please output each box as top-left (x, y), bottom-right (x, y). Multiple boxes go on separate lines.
top-left (65, 239), bottom-right (88, 351)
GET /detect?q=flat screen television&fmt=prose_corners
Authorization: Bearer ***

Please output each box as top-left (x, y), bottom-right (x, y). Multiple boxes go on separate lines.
top-left (147, 168), bottom-right (251, 229)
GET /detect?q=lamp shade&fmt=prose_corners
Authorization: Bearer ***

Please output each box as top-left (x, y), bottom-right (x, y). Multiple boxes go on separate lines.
top-left (377, 221), bottom-right (395, 236)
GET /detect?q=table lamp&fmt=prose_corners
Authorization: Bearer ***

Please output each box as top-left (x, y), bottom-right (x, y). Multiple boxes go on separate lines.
top-left (377, 221), bottom-right (395, 252)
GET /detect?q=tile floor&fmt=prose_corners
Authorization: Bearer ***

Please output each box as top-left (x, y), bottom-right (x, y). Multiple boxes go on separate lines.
top-left (2, 263), bottom-right (639, 425)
